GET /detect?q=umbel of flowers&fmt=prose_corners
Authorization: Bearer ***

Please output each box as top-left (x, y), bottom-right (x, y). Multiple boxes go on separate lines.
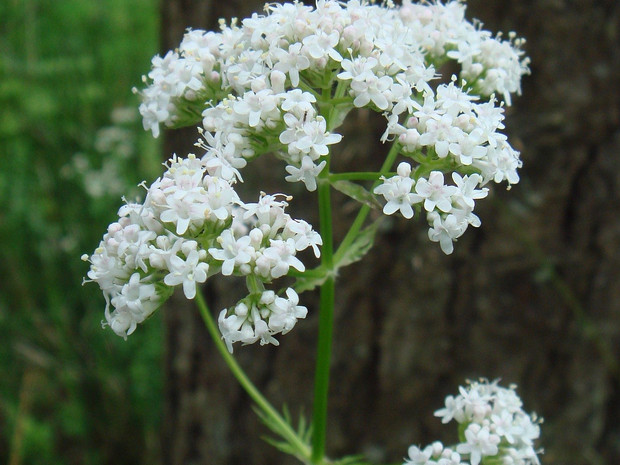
top-left (82, 154), bottom-right (320, 348)
top-left (406, 380), bottom-right (542, 465)
top-left (84, 1), bottom-right (538, 464)
top-left (84, 0), bottom-right (529, 342)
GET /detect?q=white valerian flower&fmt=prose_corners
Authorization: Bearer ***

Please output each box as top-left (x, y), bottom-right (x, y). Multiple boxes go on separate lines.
top-left (111, 272), bottom-right (158, 315)
top-left (164, 249), bottom-right (209, 299)
top-left (427, 211), bottom-right (467, 255)
top-left (456, 424), bottom-right (500, 465)
top-left (415, 171), bottom-right (458, 213)
top-left (283, 218), bottom-right (323, 258)
top-left (451, 172), bottom-right (488, 209)
top-left (373, 162), bottom-right (421, 219)
top-left (302, 30), bottom-right (343, 63)
top-left (269, 288), bottom-right (307, 334)
top-left (209, 229), bottom-right (253, 276)
top-left (280, 89), bottom-right (317, 116)
top-left (261, 238), bottom-right (305, 279)
top-left (272, 43), bottom-right (310, 87)
top-left (285, 155), bottom-right (326, 191)
top-left (404, 442), bottom-right (461, 465)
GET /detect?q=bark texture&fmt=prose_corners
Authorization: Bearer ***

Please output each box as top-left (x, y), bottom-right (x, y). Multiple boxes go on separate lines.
top-left (161, 1), bottom-right (620, 464)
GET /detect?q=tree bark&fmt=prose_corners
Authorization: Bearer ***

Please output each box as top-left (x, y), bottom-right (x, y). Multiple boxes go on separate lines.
top-left (160, 1), bottom-right (620, 464)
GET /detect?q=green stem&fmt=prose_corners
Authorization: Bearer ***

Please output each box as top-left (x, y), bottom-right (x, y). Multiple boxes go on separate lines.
top-left (195, 292), bottom-right (311, 462)
top-left (333, 141), bottom-right (402, 263)
top-left (311, 162), bottom-right (336, 464)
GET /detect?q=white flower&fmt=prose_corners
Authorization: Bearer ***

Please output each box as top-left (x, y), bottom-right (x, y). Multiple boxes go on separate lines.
top-left (451, 173), bottom-right (488, 209)
top-left (283, 218), bottom-right (322, 257)
top-left (427, 211), bottom-right (467, 255)
top-left (272, 43), bottom-right (310, 87)
top-left (233, 89), bottom-right (280, 127)
top-left (280, 114), bottom-right (342, 160)
top-left (111, 272), bottom-right (158, 315)
top-left (200, 131), bottom-right (248, 182)
top-left (261, 238), bottom-right (305, 279)
top-left (280, 89), bottom-right (317, 116)
top-left (209, 229), bottom-right (253, 276)
top-left (415, 171), bottom-right (458, 213)
top-left (164, 249), bottom-right (209, 299)
top-left (105, 305), bottom-right (138, 339)
top-left (159, 189), bottom-right (210, 236)
top-left (269, 288), bottom-right (307, 334)
top-left (218, 308), bottom-right (248, 353)
top-left (373, 162), bottom-right (421, 219)
top-left (285, 155), bottom-right (326, 191)
top-left (405, 445), bottom-right (432, 465)
top-left (302, 30), bottom-right (343, 63)
top-left (434, 394), bottom-right (465, 424)
top-left (456, 424), bottom-right (500, 465)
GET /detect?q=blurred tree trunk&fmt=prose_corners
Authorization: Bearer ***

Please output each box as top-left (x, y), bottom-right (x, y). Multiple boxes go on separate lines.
top-left (160, 1), bottom-right (620, 464)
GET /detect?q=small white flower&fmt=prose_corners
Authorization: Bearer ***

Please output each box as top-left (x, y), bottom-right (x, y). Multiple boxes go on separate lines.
top-left (427, 211), bottom-right (467, 255)
top-left (434, 394), bottom-right (465, 424)
top-left (373, 162), bottom-right (421, 219)
top-left (269, 288), bottom-right (307, 334)
top-left (284, 218), bottom-right (322, 258)
top-left (111, 272), bottom-right (158, 315)
top-left (262, 238), bottom-right (305, 279)
top-left (164, 250), bottom-right (209, 299)
top-left (209, 229), bottom-right (254, 276)
top-left (302, 30), bottom-right (343, 63)
top-left (405, 444), bottom-right (433, 465)
top-left (456, 424), bottom-right (500, 465)
top-left (272, 43), bottom-right (310, 87)
top-left (285, 156), bottom-right (326, 191)
top-left (415, 171), bottom-right (458, 213)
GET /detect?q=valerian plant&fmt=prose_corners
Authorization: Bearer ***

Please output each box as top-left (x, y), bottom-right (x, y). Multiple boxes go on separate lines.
top-left (82, 1), bottom-right (541, 464)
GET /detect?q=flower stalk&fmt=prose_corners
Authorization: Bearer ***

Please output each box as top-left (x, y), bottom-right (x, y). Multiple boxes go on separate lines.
top-left (195, 291), bottom-right (312, 463)
top-left (312, 162), bottom-right (336, 463)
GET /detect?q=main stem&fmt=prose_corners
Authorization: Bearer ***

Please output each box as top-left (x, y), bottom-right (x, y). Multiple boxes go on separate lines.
top-left (311, 166), bottom-right (335, 463)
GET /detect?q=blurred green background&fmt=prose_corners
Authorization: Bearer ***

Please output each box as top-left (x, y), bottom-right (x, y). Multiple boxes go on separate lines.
top-left (0, 1), bottom-right (163, 463)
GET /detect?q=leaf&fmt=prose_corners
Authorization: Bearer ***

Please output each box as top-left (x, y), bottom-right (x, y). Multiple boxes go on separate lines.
top-left (332, 180), bottom-right (381, 210)
top-left (293, 271), bottom-right (330, 293)
top-left (252, 404), bottom-right (311, 460)
top-left (336, 219), bottom-right (382, 268)
top-left (293, 219), bottom-right (383, 293)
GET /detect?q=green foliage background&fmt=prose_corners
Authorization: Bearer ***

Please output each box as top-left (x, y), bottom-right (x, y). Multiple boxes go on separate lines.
top-left (0, 1), bottom-right (164, 463)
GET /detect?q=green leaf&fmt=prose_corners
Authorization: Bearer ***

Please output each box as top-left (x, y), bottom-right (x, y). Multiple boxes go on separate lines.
top-left (293, 271), bottom-right (330, 293)
top-left (331, 180), bottom-right (381, 210)
top-left (252, 404), bottom-right (311, 461)
top-left (293, 219), bottom-right (382, 293)
top-left (336, 219), bottom-right (382, 268)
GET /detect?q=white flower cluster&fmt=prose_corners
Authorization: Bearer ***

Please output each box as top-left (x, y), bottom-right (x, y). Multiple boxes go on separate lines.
top-left (83, 154), bottom-right (321, 347)
top-left (135, 0), bottom-right (528, 254)
top-left (94, 0), bottom-right (529, 340)
top-left (374, 162), bottom-right (489, 254)
top-left (404, 380), bottom-right (542, 465)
